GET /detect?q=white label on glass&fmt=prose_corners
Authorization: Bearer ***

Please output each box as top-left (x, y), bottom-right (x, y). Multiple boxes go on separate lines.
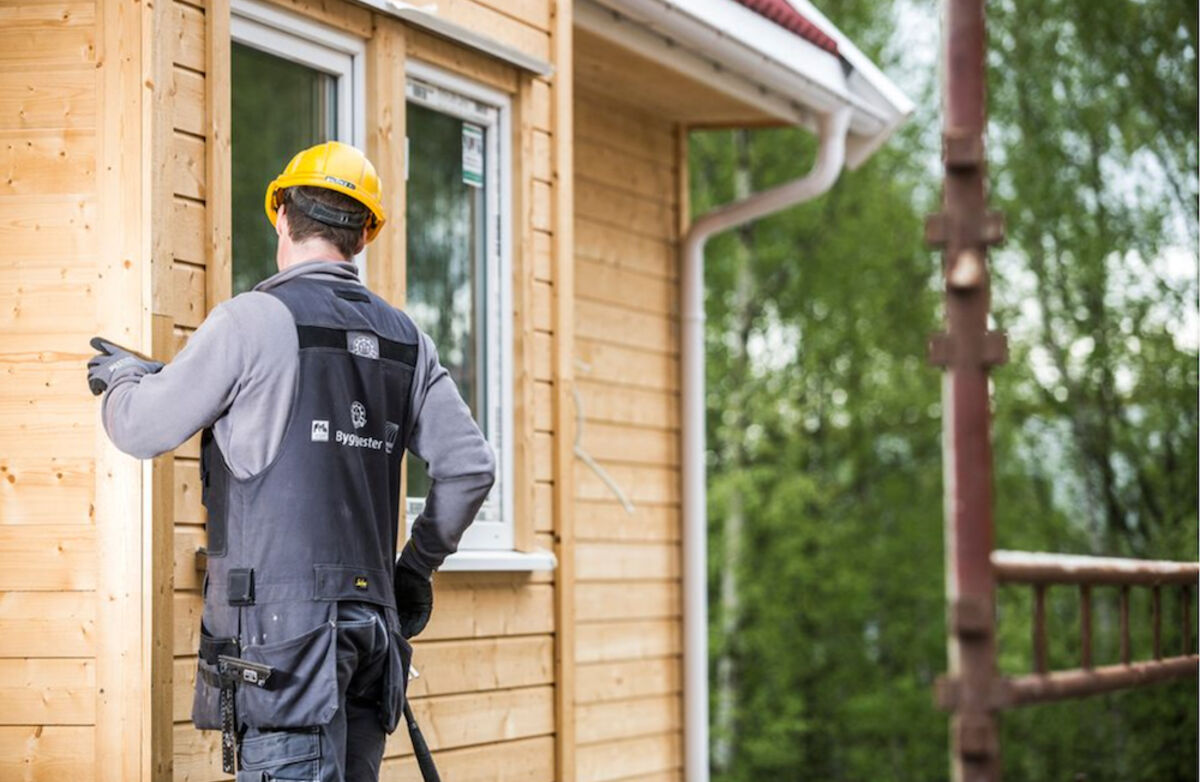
top-left (462, 123), bottom-right (484, 188)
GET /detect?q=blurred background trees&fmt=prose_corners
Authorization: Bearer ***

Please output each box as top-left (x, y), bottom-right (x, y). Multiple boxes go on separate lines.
top-left (692, 1), bottom-right (1198, 779)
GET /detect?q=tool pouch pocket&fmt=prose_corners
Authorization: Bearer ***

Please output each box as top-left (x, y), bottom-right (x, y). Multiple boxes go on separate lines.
top-left (192, 622), bottom-right (238, 730)
top-left (237, 620), bottom-right (339, 730)
top-left (378, 628), bottom-right (413, 734)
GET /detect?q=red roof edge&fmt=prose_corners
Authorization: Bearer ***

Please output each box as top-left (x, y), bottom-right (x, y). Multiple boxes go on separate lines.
top-left (731, 0), bottom-right (840, 56)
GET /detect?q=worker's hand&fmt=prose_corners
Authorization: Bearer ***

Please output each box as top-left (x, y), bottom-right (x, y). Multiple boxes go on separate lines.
top-left (394, 560), bottom-right (433, 639)
top-left (86, 337), bottom-right (164, 396)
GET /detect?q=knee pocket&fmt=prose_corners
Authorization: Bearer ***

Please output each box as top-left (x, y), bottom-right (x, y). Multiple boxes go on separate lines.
top-left (237, 729), bottom-right (321, 782)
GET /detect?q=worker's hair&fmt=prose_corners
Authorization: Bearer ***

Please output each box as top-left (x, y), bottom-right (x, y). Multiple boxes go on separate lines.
top-left (280, 185), bottom-right (369, 261)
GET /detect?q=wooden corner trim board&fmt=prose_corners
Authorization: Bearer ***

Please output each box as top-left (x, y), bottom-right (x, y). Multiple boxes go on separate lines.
top-left (148, 316), bottom-right (177, 782)
top-left (549, 0), bottom-right (577, 780)
top-left (97, 0), bottom-right (161, 778)
top-left (206, 0), bottom-right (233, 309)
top-left (512, 69), bottom-right (538, 553)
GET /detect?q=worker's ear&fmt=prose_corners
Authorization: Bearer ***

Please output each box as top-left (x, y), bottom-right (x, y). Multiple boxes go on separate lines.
top-left (275, 205), bottom-right (288, 238)
top-left (354, 227), bottom-right (367, 256)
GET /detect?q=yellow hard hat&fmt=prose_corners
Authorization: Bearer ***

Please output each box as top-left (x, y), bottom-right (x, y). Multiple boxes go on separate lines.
top-left (264, 141), bottom-right (387, 243)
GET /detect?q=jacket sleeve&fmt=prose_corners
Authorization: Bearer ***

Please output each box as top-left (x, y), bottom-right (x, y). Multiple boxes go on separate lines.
top-left (398, 331), bottom-right (497, 577)
top-left (100, 301), bottom-right (245, 458)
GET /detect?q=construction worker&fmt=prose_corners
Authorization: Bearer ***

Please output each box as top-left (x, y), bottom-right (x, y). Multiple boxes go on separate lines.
top-left (85, 141), bottom-right (493, 781)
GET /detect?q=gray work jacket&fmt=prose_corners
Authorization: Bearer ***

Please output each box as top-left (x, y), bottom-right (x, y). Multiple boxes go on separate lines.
top-left (101, 259), bottom-right (495, 576)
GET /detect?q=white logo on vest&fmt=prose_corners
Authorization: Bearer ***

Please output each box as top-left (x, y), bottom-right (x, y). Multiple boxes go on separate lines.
top-left (311, 420), bottom-right (329, 442)
top-left (351, 401), bottom-right (367, 429)
top-left (348, 332), bottom-right (379, 359)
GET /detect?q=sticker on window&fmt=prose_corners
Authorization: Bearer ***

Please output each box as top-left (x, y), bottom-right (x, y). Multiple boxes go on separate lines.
top-left (462, 123), bottom-right (484, 188)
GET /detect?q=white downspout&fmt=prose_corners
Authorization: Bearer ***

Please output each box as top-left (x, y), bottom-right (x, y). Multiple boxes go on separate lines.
top-left (681, 106), bottom-right (852, 782)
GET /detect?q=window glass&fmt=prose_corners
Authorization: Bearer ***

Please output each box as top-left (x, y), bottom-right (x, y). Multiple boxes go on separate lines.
top-left (404, 101), bottom-right (489, 501)
top-left (231, 43), bottom-right (337, 294)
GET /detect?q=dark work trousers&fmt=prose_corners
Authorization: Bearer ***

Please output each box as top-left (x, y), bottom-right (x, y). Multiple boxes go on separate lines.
top-left (235, 602), bottom-right (391, 782)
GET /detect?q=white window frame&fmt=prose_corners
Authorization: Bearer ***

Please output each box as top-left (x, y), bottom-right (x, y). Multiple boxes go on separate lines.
top-left (402, 59), bottom-right (522, 561)
top-left (230, 0), bottom-right (369, 275)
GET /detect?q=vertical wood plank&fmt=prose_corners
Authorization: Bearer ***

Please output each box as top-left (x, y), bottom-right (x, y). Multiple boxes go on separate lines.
top-left (149, 315), bottom-right (176, 782)
top-left (366, 19), bottom-right (406, 306)
top-left (511, 72), bottom-right (537, 553)
top-left (96, 0), bottom-right (154, 777)
top-left (367, 18), bottom-right (407, 531)
top-left (149, 0), bottom-right (177, 771)
top-left (550, 0), bottom-right (577, 778)
top-left (151, 3), bottom-right (178, 323)
top-left (206, 0), bottom-right (231, 308)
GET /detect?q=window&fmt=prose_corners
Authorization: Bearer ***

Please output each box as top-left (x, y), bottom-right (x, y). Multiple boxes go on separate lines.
top-left (404, 60), bottom-right (515, 553)
top-left (230, 0), bottom-right (364, 294)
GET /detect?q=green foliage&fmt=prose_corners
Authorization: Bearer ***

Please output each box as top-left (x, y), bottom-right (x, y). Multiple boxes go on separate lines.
top-left (695, 1), bottom-right (1197, 780)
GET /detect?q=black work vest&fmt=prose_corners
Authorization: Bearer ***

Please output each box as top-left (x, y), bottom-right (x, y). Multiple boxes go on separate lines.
top-left (191, 275), bottom-right (417, 733)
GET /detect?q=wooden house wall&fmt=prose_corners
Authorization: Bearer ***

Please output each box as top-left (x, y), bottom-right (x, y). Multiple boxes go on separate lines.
top-left (160, 1), bottom-right (574, 780)
top-left (0, 1), bottom-right (102, 779)
top-left (0, 0), bottom-right (576, 778)
top-left (571, 86), bottom-right (685, 782)
top-left (2, 0), bottom-right (179, 775)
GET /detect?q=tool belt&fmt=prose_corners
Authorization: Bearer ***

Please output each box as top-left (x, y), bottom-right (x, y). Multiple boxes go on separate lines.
top-left (197, 631), bottom-right (439, 781)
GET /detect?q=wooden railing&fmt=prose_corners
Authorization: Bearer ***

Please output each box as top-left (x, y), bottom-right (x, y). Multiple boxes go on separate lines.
top-left (937, 551), bottom-right (1198, 712)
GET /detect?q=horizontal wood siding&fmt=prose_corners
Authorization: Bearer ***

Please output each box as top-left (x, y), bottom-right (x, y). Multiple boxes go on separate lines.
top-left (571, 87), bottom-right (684, 782)
top-left (0, 1), bottom-right (100, 779)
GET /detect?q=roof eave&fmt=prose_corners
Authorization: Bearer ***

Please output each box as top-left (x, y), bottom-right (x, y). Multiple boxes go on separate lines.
top-left (578, 0), bottom-right (913, 167)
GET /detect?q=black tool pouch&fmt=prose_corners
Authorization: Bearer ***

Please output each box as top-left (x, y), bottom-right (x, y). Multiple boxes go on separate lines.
top-left (235, 606), bottom-right (340, 729)
top-left (193, 622), bottom-right (239, 730)
top-left (378, 627), bottom-right (414, 734)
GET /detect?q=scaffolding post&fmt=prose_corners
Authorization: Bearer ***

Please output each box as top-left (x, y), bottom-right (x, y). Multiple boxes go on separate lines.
top-left (926, 0), bottom-right (1006, 779)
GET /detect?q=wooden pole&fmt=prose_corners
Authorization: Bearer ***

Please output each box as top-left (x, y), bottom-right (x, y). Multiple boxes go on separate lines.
top-left (928, 0), bottom-right (1006, 779)
top-left (1080, 585), bottom-right (1092, 670)
top-left (1119, 585), bottom-right (1130, 665)
top-left (1033, 585), bottom-right (1047, 675)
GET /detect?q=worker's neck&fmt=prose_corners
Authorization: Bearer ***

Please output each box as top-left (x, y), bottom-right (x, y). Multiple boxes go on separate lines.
top-left (276, 237), bottom-right (350, 272)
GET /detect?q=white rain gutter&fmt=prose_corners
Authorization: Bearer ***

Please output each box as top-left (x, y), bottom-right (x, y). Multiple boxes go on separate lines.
top-left (681, 105), bottom-right (851, 782)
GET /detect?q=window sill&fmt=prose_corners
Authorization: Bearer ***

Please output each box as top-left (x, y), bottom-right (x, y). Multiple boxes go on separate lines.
top-left (438, 548), bottom-right (557, 572)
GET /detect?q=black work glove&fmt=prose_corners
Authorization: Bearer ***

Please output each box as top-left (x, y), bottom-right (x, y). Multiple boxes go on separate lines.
top-left (394, 559), bottom-right (433, 640)
top-left (86, 337), bottom-right (164, 396)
